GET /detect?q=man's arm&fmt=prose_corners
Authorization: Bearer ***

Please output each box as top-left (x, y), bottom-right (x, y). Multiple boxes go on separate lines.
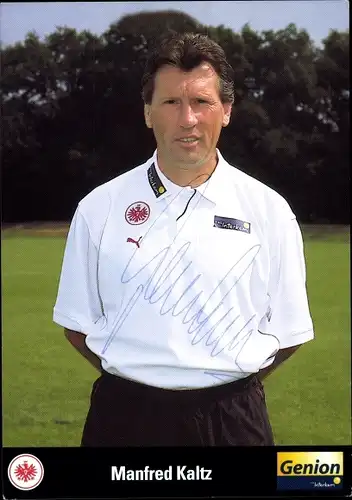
top-left (258, 345), bottom-right (301, 381)
top-left (64, 329), bottom-right (102, 373)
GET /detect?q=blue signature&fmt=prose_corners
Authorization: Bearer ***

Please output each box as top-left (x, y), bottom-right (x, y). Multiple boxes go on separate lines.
top-left (101, 174), bottom-right (265, 378)
top-left (102, 236), bottom-right (261, 360)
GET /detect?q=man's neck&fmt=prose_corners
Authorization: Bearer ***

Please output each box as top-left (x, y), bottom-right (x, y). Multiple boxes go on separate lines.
top-left (157, 154), bottom-right (218, 188)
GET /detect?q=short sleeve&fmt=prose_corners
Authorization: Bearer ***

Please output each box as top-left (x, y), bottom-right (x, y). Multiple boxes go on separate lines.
top-left (259, 215), bottom-right (314, 349)
top-left (53, 208), bottom-right (105, 335)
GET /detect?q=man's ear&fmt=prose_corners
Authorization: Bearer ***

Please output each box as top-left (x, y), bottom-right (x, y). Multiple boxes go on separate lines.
top-left (222, 102), bottom-right (232, 127)
top-left (144, 104), bottom-right (153, 129)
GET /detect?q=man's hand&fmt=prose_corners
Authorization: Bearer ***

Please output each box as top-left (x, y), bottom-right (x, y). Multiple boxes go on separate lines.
top-left (64, 329), bottom-right (103, 373)
top-left (258, 345), bottom-right (301, 381)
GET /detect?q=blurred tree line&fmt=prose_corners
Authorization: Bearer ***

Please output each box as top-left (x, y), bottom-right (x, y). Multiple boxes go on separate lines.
top-left (1, 10), bottom-right (349, 223)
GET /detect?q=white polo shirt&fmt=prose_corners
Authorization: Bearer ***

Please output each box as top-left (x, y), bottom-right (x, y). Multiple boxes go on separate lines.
top-left (53, 149), bottom-right (314, 389)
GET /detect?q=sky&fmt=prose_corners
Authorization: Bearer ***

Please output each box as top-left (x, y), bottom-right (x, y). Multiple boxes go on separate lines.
top-left (0, 1), bottom-right (349, 47)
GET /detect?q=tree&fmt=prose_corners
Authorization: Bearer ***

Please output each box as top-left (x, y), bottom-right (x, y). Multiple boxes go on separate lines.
top-left (1, 14), bottom-right (349, 223)
top-left (111, 10), bottom-right (203, 39)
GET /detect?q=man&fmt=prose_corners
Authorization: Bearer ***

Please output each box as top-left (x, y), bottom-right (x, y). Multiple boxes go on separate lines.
top-left (53, 32), bottom-right (314, 446)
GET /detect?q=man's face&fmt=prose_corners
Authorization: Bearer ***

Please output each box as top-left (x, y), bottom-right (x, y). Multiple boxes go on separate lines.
top-left (144, 63), bottom-right (232, 171)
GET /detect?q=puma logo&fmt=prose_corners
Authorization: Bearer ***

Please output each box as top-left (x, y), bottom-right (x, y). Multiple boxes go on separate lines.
top-left (127, 236), bottom-right (142, 248)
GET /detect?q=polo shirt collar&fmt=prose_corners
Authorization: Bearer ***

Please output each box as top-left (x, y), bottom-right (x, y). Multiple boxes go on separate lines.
top-left (147, 151), bottom-right (180, 201)
top-left (146, 149), bottom-right (229, 205)
top-left (200, 149), bottom-right (229, 205)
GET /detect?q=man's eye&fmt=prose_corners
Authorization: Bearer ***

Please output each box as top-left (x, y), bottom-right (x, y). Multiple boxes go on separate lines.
top-left (197, 99), bottom-right (208, 104)
top-left (164, 99), bottom-right (177, 104)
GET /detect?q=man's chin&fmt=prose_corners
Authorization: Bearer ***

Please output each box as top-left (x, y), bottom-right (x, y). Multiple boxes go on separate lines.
top-left (173, 151), bottom-right (206, 167)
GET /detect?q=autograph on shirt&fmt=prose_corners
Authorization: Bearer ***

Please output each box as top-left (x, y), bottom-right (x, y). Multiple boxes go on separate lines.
top-left (102, 172), bottom-right (263, 374)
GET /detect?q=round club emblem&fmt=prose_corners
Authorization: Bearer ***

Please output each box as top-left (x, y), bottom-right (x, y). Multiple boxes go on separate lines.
top-left (125, 201), bottom-right (150, 225)
top-left (8, 454), bottom-right (44, 491)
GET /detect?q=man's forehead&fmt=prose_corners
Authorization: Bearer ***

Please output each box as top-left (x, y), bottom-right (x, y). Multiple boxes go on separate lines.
top-left (157, 62), bottom-right (216, 76)
top-left (154, 63), bottom-right (219, 93)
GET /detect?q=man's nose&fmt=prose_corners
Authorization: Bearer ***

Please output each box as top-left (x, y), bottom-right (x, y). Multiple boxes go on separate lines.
top-left (179, 104), bottom-right (198, 128)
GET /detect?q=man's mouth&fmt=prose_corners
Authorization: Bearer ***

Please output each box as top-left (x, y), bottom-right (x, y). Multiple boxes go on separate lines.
top-left (177, 137), bottom-right (200, 143)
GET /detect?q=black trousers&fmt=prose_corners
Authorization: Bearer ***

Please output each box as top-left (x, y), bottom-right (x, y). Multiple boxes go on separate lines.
top-left (81, 371), bottom-right (275, 446)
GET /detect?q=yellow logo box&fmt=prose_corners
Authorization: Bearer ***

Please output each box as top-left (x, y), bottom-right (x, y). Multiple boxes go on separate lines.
top-left (277, 452), bottom-right (343, 477)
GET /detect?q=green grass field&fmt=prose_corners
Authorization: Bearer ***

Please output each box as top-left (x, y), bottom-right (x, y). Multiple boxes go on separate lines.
top-left (2, 225), bottom-right (351, 446)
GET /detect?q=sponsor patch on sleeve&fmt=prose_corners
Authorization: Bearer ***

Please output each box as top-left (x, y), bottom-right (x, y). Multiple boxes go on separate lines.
top-left (214, 216), bottom-right (251, 233)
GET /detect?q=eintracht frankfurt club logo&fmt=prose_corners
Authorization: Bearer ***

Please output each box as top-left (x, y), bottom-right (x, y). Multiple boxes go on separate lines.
top-left (125, 201), bottom-right (150, 225)
top-left (8, 454), bottom-right (44, 490)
